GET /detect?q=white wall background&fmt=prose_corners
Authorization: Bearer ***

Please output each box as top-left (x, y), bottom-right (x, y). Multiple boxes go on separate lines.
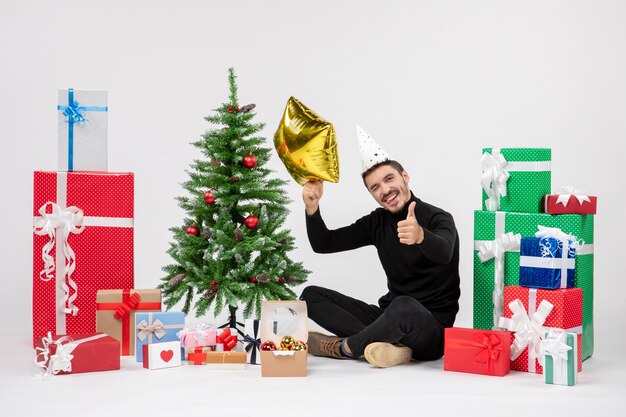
top-left (1, 0), bottom-right (624, 355)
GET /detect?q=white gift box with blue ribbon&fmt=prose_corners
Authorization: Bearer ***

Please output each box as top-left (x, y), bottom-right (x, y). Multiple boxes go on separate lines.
top-left (519, 226), bottom-right (578, 290)
top-left (57, 88), bottom-right (108, 171)
top-left (244, 318), bottom-right (262, 365)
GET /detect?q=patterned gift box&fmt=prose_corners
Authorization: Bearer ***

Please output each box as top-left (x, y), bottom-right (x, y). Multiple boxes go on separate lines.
top-left (32, 171), bottom-right (134, 347)
top-left (499, 286), bottom-right (582, 374)
top-left (57, 88), bottom-right (108, 171)
top-left (177, 323), bottom-right (217, 349)
top-left (542, 331), bottom-right (578, 386)
top-left (259, 300), bottom-right (308, 377)
top-left (444, 328), bottom-right (512, 377)
top-left (473, 210), bottom-right (594, 360)
top-left (142, 341), bottom-right (181, 370)
top-left (35, 332), bottom-right (120, 376)
top-left (519, 235), bottom-right (576, 289)
top-left (96, 289), bottom-right (161, 355)
top-left (244, 318), bottom-right (262, 365)
top-left (135, 311), bottom-right (185, 361)
top-left (543, 188), bottom-right (597, 215)
top-left (481, 148), bottom-right (551, 213)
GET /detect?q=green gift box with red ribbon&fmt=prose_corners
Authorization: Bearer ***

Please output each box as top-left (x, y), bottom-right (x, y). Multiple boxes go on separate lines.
top-left (96, 289), bottom-right (162, 355)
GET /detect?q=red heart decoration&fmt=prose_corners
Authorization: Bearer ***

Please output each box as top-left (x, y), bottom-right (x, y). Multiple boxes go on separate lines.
top-left (160, 349), bottom-right (174, 363)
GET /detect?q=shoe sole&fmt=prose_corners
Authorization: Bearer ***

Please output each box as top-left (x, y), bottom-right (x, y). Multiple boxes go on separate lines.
top-left (364, 342), bottom-right (412, 368)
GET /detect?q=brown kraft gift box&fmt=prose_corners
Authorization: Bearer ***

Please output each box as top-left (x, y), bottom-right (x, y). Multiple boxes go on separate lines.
top-left (96, 289), bottom-right (161, 355)
top-left (259, 300), bottom-right (308, 377)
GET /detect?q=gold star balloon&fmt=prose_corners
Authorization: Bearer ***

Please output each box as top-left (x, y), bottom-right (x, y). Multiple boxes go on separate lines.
top-left (274, 97), bottom-right (339, 185)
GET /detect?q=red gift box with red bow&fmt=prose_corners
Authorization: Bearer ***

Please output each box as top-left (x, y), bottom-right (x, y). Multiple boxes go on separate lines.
top-left (444, 328), bottom-right (512, 376)
top-left (215, 328), bottom-right (238, 351)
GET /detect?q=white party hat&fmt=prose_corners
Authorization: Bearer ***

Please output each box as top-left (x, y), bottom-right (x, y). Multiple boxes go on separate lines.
top-left (356, 124), bottom-right (390, 173)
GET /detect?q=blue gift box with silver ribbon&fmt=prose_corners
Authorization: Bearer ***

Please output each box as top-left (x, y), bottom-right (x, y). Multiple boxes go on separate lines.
top-left (519, 235), bottom-right (576, 289)
top-left (57, 88), bottom-right (108, 171)
top-left (135, 311), bottom-right (185, 362)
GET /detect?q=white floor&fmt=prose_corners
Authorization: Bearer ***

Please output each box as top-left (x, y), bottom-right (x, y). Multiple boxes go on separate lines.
top-left (1, 335), bottom-right (624, 416)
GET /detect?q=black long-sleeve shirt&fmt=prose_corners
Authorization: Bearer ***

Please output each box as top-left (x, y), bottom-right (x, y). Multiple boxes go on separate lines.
top-left (306, 192), bottom-right (460, 327)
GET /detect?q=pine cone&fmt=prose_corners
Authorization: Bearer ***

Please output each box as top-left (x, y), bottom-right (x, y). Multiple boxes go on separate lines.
top-left (240, 104), bottom-right (256, 113)
top-left (234, 227), bottom-right (244, 242)
top-left (204, 286), bottom-right (218, 298)
top-left (168, 273), bottom-right (185, 287)
top-left (256, 273), bottom-right (270, 283)
top-left (284, 275), bottom-right (297, 284)
top-left (203, 226), bottom-right (212, 240)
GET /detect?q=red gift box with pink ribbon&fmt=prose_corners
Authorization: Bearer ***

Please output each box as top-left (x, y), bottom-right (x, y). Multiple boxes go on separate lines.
top-left (498, 286), bottom-right (583, 374)
top-left (543, 186), bottom-right (597, 215)
top-left (444, 328), bottom-right (512, 376)
top-left (32, 171), bottom-right (134, 347)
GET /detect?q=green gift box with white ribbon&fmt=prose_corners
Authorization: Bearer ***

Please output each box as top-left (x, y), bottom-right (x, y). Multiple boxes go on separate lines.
top-left (473, 210), bottom-right (594, 360)
top-left (543, 331), bottom-right (578, 386)
top-left (481, 148), bottom-right (551, 213)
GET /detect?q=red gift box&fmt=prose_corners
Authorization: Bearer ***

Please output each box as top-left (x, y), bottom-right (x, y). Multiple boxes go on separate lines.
top-left (216, 328), bottom-right (238, 351)
top-left (187, 346), bottom-right (215, 365)
top-left (543, 190), bottom-right (597, 215)
top-left (32, 171), bottom-right (134, 347)
top-left (35, 332), bottom-right (120, 375)
top-left (500, 286), bottom-right (582, 374)
top-left (444, 328), bottom-right (512, 376)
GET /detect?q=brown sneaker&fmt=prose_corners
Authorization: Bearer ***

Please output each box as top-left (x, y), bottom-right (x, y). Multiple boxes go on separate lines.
top-left (307, 331), bottom-right (346, 359)
top-left (364, 342), bottom-right (412, 368)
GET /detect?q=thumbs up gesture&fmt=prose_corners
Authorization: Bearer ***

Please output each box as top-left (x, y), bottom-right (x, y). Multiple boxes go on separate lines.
top-left (397, 201), bottom-right (424, 245)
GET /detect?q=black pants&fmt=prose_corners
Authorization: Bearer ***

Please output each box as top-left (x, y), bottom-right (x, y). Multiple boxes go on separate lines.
top-left (300, 285), bottom-right (445, 360)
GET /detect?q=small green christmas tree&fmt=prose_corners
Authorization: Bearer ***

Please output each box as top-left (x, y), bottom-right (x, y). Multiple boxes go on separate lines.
top-left (159, 68), bottom-right (309, 321)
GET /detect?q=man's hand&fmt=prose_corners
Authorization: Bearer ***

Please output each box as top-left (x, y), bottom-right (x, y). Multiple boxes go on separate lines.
top-left (397, 201), bottom-right (424, 245)
top-left (303, 181), bottom-right (324, 215)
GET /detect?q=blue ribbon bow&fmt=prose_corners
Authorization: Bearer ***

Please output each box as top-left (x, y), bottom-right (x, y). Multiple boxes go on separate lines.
top-left (62, 99), bottom-right (87, 124)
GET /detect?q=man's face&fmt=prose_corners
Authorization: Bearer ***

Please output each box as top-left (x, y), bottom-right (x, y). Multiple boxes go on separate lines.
top-left (363, 164), bottom-right (411, 213)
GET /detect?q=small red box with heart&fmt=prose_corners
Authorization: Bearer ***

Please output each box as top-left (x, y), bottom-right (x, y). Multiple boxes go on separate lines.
top-left (142, 341), bottom-right (181, 370)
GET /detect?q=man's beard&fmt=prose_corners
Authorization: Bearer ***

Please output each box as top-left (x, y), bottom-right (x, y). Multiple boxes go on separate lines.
top-left (381, 181), bottom-right (409, 212)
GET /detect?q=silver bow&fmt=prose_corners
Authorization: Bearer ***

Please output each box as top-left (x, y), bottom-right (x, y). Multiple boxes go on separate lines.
top-left (481, 150), bottom-right (510, 211)
top-left (555, 186), bottom-right (591, 207)
top-left (33, 202), bottom-right (85, 315)
top-left (137, 319), bottom-right (166, 341)
top-left (498, 298), bottom-right (553, 370)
